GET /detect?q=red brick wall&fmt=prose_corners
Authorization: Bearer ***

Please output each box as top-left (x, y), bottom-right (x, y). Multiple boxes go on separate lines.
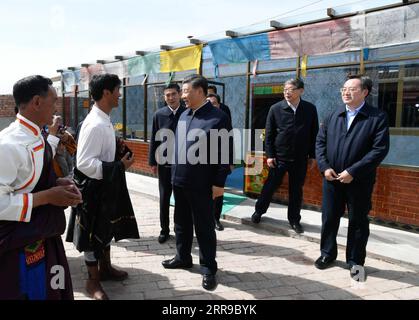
top-left (123, 139), bottom-right (419, 228)
top-left (56, 97), bottom-right (64, 116)
top-left (124, 140), bottom-right (154, 176)
top-left (271, 164), bottom-right (419, 227)
top-left (0, 95), bottom-right (64, 117)
top-left (372, 166), bottom-right (419, 226)
top-left (0, 95), bottom-right (16, 117)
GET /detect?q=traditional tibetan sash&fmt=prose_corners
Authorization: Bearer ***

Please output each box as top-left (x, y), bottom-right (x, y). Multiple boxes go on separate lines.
top-left (19, 240), bottom-right (47, 300)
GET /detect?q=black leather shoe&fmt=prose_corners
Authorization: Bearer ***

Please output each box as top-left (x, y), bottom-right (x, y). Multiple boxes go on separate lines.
top-left (215, 220), bottom-right (224, 231)
top-left (158, 234), bottom-right (169, 244)
top-left (314, 256), bottom-right (335, 270)
top-left (251, 212), bottom-right (262, 224)
top-left (162, 257), bottom-right (193, 269)
top-left (290, 222), bottom-right (304, 234)
top-left (202, 274), bottom-right (217, 291)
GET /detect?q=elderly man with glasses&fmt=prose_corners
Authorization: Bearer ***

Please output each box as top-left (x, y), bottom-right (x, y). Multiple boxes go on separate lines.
top-left (251, 78), bottom-right (319, 234)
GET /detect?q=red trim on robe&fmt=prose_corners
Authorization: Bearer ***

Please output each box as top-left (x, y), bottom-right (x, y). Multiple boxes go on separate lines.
top-left (18, 119), bottom-right (39, 136)
top-left (20, 193), bottom-right (29, 222)
top-left (33, 143), bottom-right (44, 152)
top-left (17, 152), bottom-right (36, 191)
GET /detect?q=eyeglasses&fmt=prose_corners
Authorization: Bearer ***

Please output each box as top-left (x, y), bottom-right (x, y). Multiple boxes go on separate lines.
top-left (284, 87), bottom-right (299, 93)
top-left (340, 87), bottom-right (361, 93)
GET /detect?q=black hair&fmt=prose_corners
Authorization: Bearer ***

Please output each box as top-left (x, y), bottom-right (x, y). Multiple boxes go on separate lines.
top-left (208, 85), bottom-right (217, 94)
top-left (347, 74), bottom-right (373, 96)
top-left (89, 74), bottom-right (121, 101)
top-left (284, 78), bottom-right (304, 89)
top-left (164, 83), bottom-right (180, 92)
top-left (182, 74), bottom-right (208, 96)
top-left (207, 93), bottom-right (221, 104)
top-left (13, 75), bottom-right (53, 109)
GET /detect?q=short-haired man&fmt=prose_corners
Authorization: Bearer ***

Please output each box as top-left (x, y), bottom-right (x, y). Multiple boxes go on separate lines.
top-left (252, 79), bottom-right (319, 234)
top-left (208, 85), bottom-right (232, 125)
top-left (162, 75), bottom-right (232, 291)
top-left (66, 74), bottom-right (139, 300)
top-left (0, 75), bottom-right (83, 299)
top-left (149, 83), bottom-right (185, 243)
top-left (315, 75), bottom-right (389, 280)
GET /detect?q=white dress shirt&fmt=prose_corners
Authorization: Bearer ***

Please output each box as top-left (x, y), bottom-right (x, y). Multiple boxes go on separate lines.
top-left (346, 102), bottom-right (365, 130)
top-left (0, 114), bottom-right (59, 222)
top-left (287, 99), bottom-right (300, 114)
top-left (76, 105), bottom-right (116, 180)
top-left (167, 104), bottom-right (180, 115)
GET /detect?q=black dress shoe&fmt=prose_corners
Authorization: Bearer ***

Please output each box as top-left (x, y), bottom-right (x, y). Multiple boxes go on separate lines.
top-left (251, 212), bottom-right (262, 224)
top-left (215, 221), bottom-right (224, 231)
top-left (162, 257), bottom-right (193, 269)
top-left (202, 274), bottom-right (217, 291)
top-left (290, 222), bottom-right (304, 234)
top-left (314, 256), bottom-right (335, 270)
top-left (158, 234), bottom-right (170, 244)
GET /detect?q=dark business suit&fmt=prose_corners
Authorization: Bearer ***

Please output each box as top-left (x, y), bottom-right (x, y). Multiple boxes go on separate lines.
top-left (316, 103), bottom-right (389, 266)
top-left (213, 103), bottom-right (233, 223)
top-left (149, 105), bottom-right (186, 236)
top-left (171, 102), bottom-right (231, 275)
top-left (255, 99), bottom-right (319, 224)
top-left (220, 103), bottom-right (232, 127)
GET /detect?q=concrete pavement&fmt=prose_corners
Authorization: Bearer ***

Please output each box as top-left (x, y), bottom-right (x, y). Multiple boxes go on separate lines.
top-left (64, 172), bottom-right (419, 300)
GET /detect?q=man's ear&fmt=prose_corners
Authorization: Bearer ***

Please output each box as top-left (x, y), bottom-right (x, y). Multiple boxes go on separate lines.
top-left (32, 95), bottom-right (42, 111)
top-left (103, 89), bottom-right (111, 97)
top-left (363, 89), bottom-right (369, 98)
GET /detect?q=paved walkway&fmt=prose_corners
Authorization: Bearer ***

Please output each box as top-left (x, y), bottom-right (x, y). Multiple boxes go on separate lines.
top-left (64, 173), bottom-right (419, 300)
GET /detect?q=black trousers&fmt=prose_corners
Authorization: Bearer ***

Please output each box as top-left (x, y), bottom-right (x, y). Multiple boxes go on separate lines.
top-left (213, 196), bottom-right (223, 222)
top-left (173, 185), bottom-right (217, 275)
top-left (255, 159), bottom-right (308, 223)
top-left (320, 179), bottom-right (374, 266)
top-left (158, 165), bottom-right (173, 235)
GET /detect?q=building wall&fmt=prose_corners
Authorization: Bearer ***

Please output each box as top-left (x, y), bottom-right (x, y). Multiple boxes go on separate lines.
top-left (125, 140), bottom-right (154, 175)
top-left (0, 95), bottom-right (65, 130)
top-left (125, 140), bottom-right (419, 228)
top-left (0, 95), bottom-right (16, 130)
top-left (266, 165), bottom-right (419, 228)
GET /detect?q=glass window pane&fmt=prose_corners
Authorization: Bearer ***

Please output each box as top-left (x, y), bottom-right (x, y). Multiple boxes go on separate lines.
top-left (126, 85), bottom-right (145, 140)
top-left (301, 66), bottom-right (359, 123)
top-left (110, 91), bottom-right (123, 138)
top-left (366, 60), bottom-right (419, 128)
top-left (77, 91), bottom-right (90, 126)
top-left (147, 84), bottom-right (167, 140)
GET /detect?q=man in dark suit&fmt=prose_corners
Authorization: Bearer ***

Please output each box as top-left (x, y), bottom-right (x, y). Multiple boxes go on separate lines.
top-left (208, 85), bottom-right (232, 123)
top-left (149, 83), bottom-right (185, 244)
top-left (162, 75), bottom-right (231, 291)
top-left (251, 79), bottom-right (319, 234)
top-left (207, 93), bottom-right (233, 231)
top-left (315, 75), bottom-right (389, 280)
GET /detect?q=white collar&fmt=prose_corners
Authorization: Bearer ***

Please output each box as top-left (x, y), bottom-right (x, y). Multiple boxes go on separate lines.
top-left (16, 113), bottom-right (42, 137)
top-left (167, 105), bottom-right (180, 114)
top-left (92, 104), bottom-right (111, 121)
top-left (287, 99), bottom-right (300, 110)
top-left (346, 101), bottom-right (365, 114)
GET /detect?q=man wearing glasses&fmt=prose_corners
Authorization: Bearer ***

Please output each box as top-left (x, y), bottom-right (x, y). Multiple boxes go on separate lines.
top-left (251, 78), bottom-right (319, 234)
top-left (315, 75), bottom-right (389, 281)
